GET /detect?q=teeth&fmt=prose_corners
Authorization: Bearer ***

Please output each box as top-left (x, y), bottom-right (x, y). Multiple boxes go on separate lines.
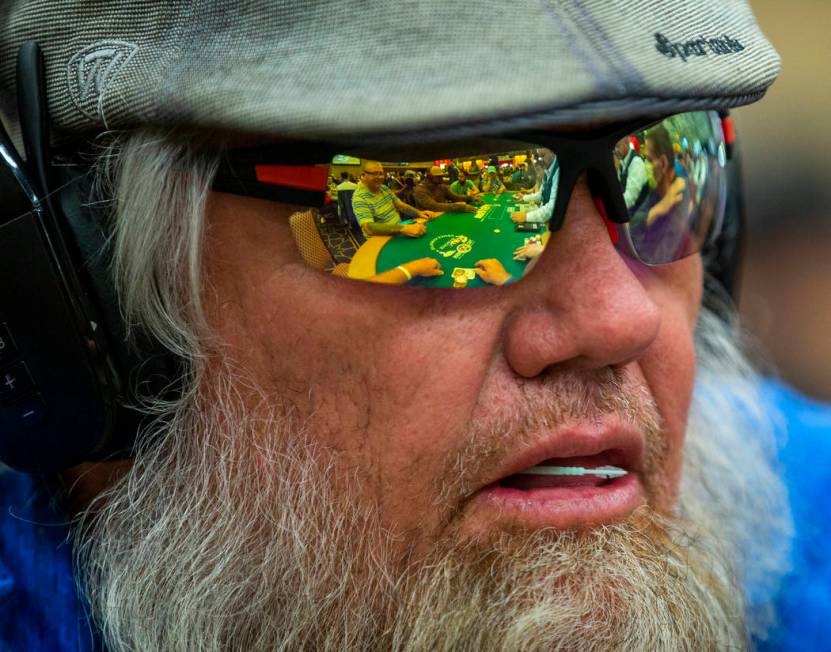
top-left (517, 465), bottom-right (628, 479)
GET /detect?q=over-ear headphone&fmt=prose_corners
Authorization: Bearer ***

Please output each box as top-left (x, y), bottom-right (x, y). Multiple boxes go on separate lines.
top-left (0, 42), bottom-right (747, 474)
top-left (0, 42), bottom-right (176, 473)
top-left (703, 113), bottom-right (746, 312)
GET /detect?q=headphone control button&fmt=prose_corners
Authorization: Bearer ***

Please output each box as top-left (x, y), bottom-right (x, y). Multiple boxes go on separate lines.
top-left (0, 362), bottom-right (35, 402)
top-left (0, 393), bottom-right (46, 431)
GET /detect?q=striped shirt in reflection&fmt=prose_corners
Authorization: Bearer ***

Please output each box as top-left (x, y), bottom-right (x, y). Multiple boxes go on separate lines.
top-left (352, 185), bottom-right (401, 234)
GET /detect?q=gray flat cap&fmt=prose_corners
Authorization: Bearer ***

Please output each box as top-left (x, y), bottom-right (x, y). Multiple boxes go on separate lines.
top-left (0, 0), bottom-right (779, 142)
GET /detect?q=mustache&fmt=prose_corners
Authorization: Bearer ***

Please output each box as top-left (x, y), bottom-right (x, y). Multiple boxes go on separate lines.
top-left (434, 366), bottom-right (666, 517)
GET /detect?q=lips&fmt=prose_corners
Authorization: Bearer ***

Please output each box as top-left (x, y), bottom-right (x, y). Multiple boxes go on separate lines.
top-left (485, 426), bottom-right (643, 488)
top-left (467, 422), bottom-right (647, 530)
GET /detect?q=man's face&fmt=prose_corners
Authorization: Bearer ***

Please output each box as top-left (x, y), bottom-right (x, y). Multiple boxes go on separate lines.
top-left (615, 139), bottom-right (630, 160)
top-left (362, 162), bottom-right (385, 192)
top-left (203, 171), bottom-right (702, 554)
top-left (643, 139), bottom-right (669, 188)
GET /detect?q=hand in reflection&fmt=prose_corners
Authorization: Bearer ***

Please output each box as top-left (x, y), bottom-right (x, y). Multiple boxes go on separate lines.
top-left (417, 210), bottom-right (441, 220)
top-left (513, 241), bottom-right (544, 260)
top-left (474, 258), bottom-right (512, 286)
top-left (400, 223), bottom-right (427, 237)
top-left (405, 258), bottom-right (443, 277)
top-left (648, 178), bottom-right (685, 224)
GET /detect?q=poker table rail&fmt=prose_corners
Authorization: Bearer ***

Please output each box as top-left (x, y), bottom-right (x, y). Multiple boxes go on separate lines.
top-left (349, 235), bottom-right (392, 279)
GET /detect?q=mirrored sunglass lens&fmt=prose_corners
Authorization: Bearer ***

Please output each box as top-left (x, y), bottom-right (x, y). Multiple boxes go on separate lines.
top-left (291, 144), bottom-right (559, 287)
top-left (614, 110), bottom-right (727, 264)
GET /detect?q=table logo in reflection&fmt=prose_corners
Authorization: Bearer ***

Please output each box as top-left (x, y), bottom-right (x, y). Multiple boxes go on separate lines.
top-left (429, 234), bottom-right (475, 259)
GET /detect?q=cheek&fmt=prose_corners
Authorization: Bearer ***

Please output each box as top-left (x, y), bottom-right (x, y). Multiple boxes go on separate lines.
top-left (205, 202), bottom-right (506, 527)
top-left (243, 278), bottom-right (508, 528)
top-left (637, 255), bottom-right (702, 511)
top-left (205, 191), bottom-right (707, 533)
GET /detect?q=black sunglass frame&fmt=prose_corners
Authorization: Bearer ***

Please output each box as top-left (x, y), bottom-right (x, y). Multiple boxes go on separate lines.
top-left (215, 111), bottom-right (732, 227)
top-left (213, 110), bottom-right (740, 296)
top-left (511, 110), bottom-right (731, 264)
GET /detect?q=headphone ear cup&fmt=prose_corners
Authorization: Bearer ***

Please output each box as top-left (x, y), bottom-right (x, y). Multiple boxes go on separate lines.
top-left (700, 111), bottom-right (744, 312)
top-left (53, 165), bottom-right (181, 455)
top-left (701, 151), bottom-right (745, 316)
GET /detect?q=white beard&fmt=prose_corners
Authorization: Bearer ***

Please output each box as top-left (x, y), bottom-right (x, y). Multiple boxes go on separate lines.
top-left (74, 308), bottom-right (792, 651)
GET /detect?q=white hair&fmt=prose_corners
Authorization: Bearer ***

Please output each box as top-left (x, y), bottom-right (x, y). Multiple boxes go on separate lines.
top-left (91, 129), bottom-right (223, 415)
top-left (685, 308), bottom-right (793, 638)
top-left (73, 129), bottom-right (792, 651)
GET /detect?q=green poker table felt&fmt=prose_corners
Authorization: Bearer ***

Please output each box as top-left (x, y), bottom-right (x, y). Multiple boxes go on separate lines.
top-left (349, 193), bottom-right (545, 287)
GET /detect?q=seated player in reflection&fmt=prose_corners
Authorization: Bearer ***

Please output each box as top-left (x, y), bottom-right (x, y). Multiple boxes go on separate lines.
top-left (523, 152), bottom-right (539, 188)
top-left (396, 170), bottom-right (417, 205)
top-left (449, 169), bottom-right (479, 198)
top-left (518, 156), bottom-right (544, 193)
top-left (413, 166), bottom-right (478, 213)
top-left (352, 161), bottom-right (439, 238)
top-left (385, 171), bottom-right (404, 192)
top-left (630, 125), bottom-right (693, 262)
top-left (614, 137), bottom-right (648, 212)
top-left (688, 145), bottom-right (709, 204)
top-left (511, 148), bottom-right (559, 224)
top-left (446, 160), bottom-right (460, 183)
top-left (509, 162), bottom-right (529, 190)
top-left (466, 159), bottom-right (482, 187)
top-left (480, 166), bottom-right (507, 194)
top-left (335, 171), bottom-right (357, 197)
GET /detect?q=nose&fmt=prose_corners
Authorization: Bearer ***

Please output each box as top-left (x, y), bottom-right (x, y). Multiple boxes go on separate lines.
top-left (503, 177), bottom-right (661, 378)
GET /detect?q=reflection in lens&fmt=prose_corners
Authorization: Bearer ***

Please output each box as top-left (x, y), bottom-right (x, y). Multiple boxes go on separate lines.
top-left (287, 110), bottom-right (727, 282)
top-left (615, 111), bottom-right (727, 264)
top-left (291, 146), bottom-right (558, 287)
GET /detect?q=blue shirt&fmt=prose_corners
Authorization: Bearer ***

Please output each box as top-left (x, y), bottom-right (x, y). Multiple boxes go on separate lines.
top-left (752, 380), bottom-right (831, 651)
top-left (0, 471), bottom-right (96, 650)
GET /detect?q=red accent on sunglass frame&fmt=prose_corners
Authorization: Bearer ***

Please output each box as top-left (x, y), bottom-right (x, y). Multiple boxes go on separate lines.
top-left (592, 196), bottom-right (619, 244)
top-left (254, 165), bottom-right (330, 191)
top-left (721, 116), bottom-right (736, 146)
